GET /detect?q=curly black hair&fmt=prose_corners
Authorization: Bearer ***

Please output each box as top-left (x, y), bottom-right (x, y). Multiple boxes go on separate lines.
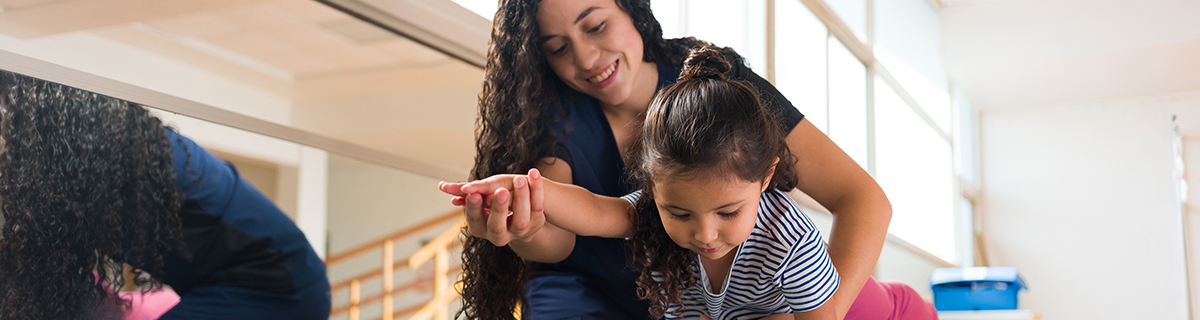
top-left (626, 46), bottom-right (800, 318)
top-left (0, 71), bottom-right (186, 319)
top-left (462, 0), bottom-right (725, 318)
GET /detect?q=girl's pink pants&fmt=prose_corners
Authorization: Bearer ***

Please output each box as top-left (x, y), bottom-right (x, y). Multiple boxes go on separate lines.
top-left (846, 277), bottom-right (939, 320)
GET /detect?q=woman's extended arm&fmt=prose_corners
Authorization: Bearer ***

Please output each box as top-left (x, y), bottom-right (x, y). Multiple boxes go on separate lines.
top-left (787, 119), bottom-right (893, 320)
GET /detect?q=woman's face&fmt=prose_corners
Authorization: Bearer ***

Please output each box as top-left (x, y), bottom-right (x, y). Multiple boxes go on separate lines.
top-left (652, 170), bottom-right (769, 262)
top-left (536, 0), bottom-right (647, 107)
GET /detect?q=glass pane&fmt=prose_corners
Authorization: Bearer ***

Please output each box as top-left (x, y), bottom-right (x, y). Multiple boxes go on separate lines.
top-left (324, 152), bottom-right (463, 318)
top-left (955, 88), bottom-right (979, 187)
top-left (827, 35), bottom-right (868, 170)
top-left (686, 0), bottom-right (768, 76)
top-left (774, 0), bottom-right (829, 133)
top-left (875, 76), bottom-right (956, 263)
top-left (873, 0), bottom-right (950, 132)
top-left (824, 0), bottom-right (867, 43)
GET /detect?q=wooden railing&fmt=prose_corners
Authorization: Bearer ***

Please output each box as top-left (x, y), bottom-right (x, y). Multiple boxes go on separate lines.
top-left (326, 210), bottom-right (466, 320)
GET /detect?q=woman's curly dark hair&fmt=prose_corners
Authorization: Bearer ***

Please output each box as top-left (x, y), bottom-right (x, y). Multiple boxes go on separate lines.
top-left (625, 47), bottom-right (800, 318)
top-left (461, 0), bottom-right (725, 319)
top-left (0, 71), bottom-right (186, 319)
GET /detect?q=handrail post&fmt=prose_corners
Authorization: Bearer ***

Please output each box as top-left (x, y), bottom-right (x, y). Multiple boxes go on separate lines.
top-left (383, 239), bottom-right (394, 320)
top-left (350, 280), bottom-right (360, 320)
top-left (435, 248), bottom-right (448, 320)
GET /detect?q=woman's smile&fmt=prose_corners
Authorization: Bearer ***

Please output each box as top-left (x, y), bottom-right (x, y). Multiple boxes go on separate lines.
top-left (586, 60), bottom-right (619, 87)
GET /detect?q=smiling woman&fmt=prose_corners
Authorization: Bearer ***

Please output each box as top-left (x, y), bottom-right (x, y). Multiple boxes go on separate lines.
top-left (459, 0), bottom-right (909, 319)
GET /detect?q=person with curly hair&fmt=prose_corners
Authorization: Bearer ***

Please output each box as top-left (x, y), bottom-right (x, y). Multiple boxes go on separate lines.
top-left (448, 47), bottom-right (842, 319)
top-left (447, 47), bottom-right (937, 320)
top-left (0, 71), bottom-right (331, 319)
top-left (450, 0), bottom-right (934, 319)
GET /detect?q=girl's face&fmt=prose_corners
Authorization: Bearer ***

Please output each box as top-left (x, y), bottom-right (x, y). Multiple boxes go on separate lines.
top-left (653, 170), bottom-right (771, 261)
top-left (536, 0), bottom-right (649, 107)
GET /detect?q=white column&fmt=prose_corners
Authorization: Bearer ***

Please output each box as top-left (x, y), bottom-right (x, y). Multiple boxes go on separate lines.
top-left (296, 146), bottom-right (329, 259)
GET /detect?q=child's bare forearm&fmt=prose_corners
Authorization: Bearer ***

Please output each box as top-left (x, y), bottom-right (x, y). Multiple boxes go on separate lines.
top-left (541, 180), bottom-right (635, 238)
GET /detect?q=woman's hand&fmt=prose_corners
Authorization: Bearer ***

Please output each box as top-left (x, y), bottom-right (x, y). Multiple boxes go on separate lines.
top-left (439, 169), bottom-right (546, 247)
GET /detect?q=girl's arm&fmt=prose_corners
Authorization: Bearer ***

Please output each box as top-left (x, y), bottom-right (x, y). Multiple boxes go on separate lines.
top-left (443, 168), bottom-right (635, 239)
top-left (787, 119), bottom-right (893, 319)
top-left (537, 174), bottom-right (636, 238)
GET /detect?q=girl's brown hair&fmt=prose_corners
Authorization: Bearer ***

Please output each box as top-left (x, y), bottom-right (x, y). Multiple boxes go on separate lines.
top-left (625, 46), bottom-right (800, 318)
top-left (461, 0), bottom-right (728, 318)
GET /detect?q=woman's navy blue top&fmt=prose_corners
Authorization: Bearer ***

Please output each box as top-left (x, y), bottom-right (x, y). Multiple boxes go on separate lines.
top-left (161, 129), bottom-right (329, 298)
top-left (527, 61), bottom-right (804, 319)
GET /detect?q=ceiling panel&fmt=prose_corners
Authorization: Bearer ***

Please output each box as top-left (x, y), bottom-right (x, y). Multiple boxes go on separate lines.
top-left (259, 23), bottom-right (355, 51)
top-left (268, 0), bottom-right (346, 22)
top-left (208, 2), bottom-right (303, 31)
top-left (144, 12), bottom-right (238, 37)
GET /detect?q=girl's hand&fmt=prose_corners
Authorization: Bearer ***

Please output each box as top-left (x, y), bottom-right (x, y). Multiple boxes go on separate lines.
top-left (438, 169), bottom-right (546, 246)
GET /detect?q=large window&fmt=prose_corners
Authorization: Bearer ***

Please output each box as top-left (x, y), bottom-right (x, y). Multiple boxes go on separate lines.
top-left (775, 0), bottom-right (829, 133)
top-left (771, 0), bottom-right (977, 266)
top-left (824, 0), bottom-right (867, 43)
top-left (828, 37), bottom-right (868, 170)
top-left (874, 0), bottom-right (951, 133)
top-left (655, 0), bottom-right (769, 76)
top-left (875, 78), bottom-right (956, 262)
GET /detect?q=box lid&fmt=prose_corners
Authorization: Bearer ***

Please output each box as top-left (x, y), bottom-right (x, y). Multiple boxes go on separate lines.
top-left (930, 267), bottom-right (1027, 290)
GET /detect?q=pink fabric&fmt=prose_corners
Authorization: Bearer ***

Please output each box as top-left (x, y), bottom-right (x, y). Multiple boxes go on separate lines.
top-left (845, 277), bottom-right (939, 320)
top-left (118, 289), bottom-right (180, 320)
top-left (94, 271), bottom-right (180, 320)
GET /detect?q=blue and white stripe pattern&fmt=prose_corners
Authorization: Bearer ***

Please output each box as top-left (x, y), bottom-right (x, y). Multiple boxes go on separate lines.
top-left (628, 189), bottom-right (839, 320)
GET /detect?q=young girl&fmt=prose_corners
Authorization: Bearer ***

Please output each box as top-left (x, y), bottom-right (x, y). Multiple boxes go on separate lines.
top-left (443, 47), bottom-right (841, 320)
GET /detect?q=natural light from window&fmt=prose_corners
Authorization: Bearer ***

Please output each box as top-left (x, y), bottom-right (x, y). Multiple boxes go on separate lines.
top-left (874, 77), bottom-right (956, 262)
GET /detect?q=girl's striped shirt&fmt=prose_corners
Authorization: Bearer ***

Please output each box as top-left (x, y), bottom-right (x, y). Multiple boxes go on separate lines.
top-left (622, 189), bottom-right (839, 320)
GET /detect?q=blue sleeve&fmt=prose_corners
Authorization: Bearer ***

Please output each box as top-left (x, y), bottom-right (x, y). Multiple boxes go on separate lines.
top-left (165, 128), bottom-right (239, 216)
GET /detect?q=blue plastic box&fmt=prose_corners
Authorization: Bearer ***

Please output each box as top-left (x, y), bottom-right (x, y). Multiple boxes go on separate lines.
top-left (929, 267), bottom-right (1027, 311)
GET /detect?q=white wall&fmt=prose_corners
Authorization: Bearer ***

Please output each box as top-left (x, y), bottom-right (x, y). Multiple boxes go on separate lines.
top-left (980, 90), bottom-right (1200, 319)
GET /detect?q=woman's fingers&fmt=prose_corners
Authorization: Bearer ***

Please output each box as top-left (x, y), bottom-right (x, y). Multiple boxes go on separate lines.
top-left (510, 176), bottom-right (531, 234)
top-left (462, 193), bottom-right (488, 239)
top-left (485, 188), bottom-right (513, 246)
top-left (527, 168), bottom-right (545, 217)
top-left (451, 174), bottom-right (546, 247)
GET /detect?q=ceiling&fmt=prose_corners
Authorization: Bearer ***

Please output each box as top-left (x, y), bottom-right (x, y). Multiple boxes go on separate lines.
top-left (942, 0), bottom-right (1200, 110)
top-left (0, 0), bottom-right (484, 173)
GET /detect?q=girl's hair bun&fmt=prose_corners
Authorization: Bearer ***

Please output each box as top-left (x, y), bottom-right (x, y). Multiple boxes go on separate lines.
top-left (679, 46), bottom-right (730, 82)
